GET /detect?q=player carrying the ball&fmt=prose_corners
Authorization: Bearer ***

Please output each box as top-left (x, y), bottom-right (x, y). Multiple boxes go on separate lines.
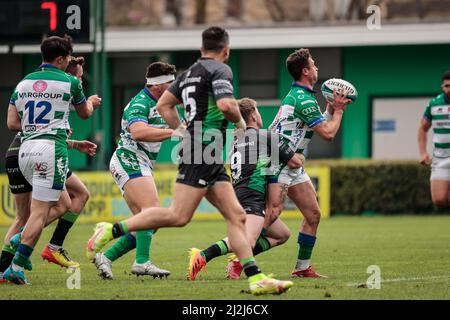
top-left (265, 48), bottom-right (352, 278)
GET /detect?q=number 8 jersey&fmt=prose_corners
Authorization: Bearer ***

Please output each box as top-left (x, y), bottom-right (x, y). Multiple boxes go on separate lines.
top-left (10, 63), bottom-right (86, 144)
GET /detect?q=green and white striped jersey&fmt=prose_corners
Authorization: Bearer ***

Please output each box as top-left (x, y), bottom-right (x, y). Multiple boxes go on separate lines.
top-left (117, 87), bottom-right (168, 168)
top-left (10, 64), bottom-right (86, 144)
top-left (269, 83), bottom-right (325, 154)
top-left (424, 93), bottom-right (450, 158)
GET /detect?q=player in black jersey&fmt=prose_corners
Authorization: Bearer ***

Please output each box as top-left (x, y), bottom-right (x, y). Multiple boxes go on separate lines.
top-left (189, 98), bottom-right (304, 279)
top-left (87, 26), bottom-right (294, 295)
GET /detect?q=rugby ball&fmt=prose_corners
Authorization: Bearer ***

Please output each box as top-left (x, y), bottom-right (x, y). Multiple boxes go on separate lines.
top-left (321, 78), bottom-right (358, 103)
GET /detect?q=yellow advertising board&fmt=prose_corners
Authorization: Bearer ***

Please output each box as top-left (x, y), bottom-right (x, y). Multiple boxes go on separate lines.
top-left (0, 166), bottom-right (330, 226)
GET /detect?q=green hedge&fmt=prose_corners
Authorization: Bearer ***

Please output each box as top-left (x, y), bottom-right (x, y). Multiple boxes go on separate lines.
top-left (324, 160), bottom-right (433, 215)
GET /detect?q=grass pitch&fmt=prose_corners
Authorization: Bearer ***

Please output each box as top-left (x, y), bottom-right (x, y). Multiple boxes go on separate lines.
top-left (1, 215), bottom-right (450, 300)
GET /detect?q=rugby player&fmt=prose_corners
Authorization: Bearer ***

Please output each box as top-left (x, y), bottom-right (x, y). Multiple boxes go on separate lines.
top-left (266, 48), bottom-right (351, 278)
top-left (91, 62), bottom-right (176, 279)
top-left (0, 56), bottom-right (100, 280)
top-left (87, 26), bottom-right (294, 295)
top-left (3, 35), bottom-right (97, 284)
top-left (418, 71), bottom-right (450, 208)
top-left (188, 97), bottom-right (305, 280)
top-left (42, 56), bottom-right (100, 268)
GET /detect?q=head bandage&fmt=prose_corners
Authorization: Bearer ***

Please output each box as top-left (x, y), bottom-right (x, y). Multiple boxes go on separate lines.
top-left (146, 74), bottom-right (175, 85)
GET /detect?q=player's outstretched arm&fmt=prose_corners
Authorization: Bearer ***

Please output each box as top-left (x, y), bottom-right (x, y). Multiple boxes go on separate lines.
top-left (156, 90), bottom-right (182, 130)
top-left (418, 118), bottom-right (432, 166)
top-left (7, 104), bottom-right (21, 132)
top-left (129, 121), bottom-right (174, 142)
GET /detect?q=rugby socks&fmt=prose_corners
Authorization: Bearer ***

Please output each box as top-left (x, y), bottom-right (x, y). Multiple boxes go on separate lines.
top-left (241, 257), bottom-right (262, 281)
top-left (295, 232), bottom-right (316, 271)
top-left (104, 233), bottom-right (136, 262)
top-left (49, 212), bottom-right (79, 247)
top-left (12, 244), bottom-right (33, 270)
top-left (201, 240), bottom-right (229, 262)
top-left (112, 221), bottom-right (128, 238)
top-left (252, 235), bottom-right (271, 256)
top-left (0, 244), bottom-right (16, 272)
top-left (135, 229), bottom-right (154, 264)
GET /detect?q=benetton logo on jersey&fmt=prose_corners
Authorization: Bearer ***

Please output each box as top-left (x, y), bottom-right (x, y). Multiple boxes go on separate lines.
top-left (33, 80), bottom-right (48, 92)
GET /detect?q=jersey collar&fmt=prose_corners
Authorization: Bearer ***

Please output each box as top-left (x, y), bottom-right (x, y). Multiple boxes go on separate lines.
top-left (144, 87), bottom-right (158, 102)
top-left (36, 63), bottom-right (66, 74)
top-left (291, 82), bottom-right (316, 93)
top-left (445, 94), bottom-right (450, 104)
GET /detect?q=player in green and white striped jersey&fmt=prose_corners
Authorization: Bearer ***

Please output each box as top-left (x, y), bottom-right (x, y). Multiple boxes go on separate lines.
top-left (418, 71), bottom-right (450, 208)
top-left (92, 62), bottom-right (177, 279)
top-left (4, 35), bottom-right (97, 285)
top-left (267, 49), bottom-right (351, 278)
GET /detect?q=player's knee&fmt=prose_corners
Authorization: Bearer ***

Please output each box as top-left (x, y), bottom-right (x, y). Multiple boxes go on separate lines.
top-left (79, 187), bottom-right (90, 206)
top-left (59, 198), bottom-right (72, 214)
top-left (173, 218), bottom-right (190, 227)
top-left (267, 203), bottom-right (283, 220)
top-left (305, 208), bottom-right (321, 227)
top-left (82, 188), bottom-right (90, 202)
top-left (71, 191), bottom-right (90, 213)
top-left (231, 207), bottom-right (247, 226)
top-left (279, 228), bottom-right (291, 244)
top-left (172, 213), bottom-right (192, 227)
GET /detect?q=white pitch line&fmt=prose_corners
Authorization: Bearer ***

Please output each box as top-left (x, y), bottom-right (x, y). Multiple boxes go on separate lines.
top-left (347, 275), bottom-right (450, 287)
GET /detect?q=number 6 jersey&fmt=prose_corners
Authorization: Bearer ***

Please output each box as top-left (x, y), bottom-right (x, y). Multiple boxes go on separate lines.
top-left (10, 63), bottom-right (86, 144)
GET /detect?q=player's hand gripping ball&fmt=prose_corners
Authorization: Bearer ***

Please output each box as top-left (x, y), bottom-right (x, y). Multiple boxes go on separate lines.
top-left (321, 78), bottom-right (358, 103)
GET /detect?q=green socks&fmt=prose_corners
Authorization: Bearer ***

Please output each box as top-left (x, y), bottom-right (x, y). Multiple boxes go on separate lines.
top-left (135, 229), bottom-right (154, 264)
top-left (104, 233), bottom-right (136, 262)
top-left (240, 257), bottom-right (262, 279)
top-left (0, 244), bottom-right (16, 272)
top-left (201, 240), bottom-right (229, 262)
top-left (295, 232), bottom-right (316, 271)
top-left (111, 221), bottom-right (129, 238)
top-left (61, 211), bottom-right (79, 223)
top-left (49, 212), bottom-right (79, 247)
top-left (252, 235), bottom-right (271, 256)
top-left (297, 232), bottom-right (316, 260)
top-left (12, 244), bottom-right (33, 269)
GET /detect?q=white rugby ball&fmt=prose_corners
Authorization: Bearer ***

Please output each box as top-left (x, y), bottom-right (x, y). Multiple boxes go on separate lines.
top-left (321, 78), bottom-right (358, 103)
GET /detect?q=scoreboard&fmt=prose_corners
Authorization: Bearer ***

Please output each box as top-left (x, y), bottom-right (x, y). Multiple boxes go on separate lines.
top-left (0, 0), bottom-right (91, 45)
